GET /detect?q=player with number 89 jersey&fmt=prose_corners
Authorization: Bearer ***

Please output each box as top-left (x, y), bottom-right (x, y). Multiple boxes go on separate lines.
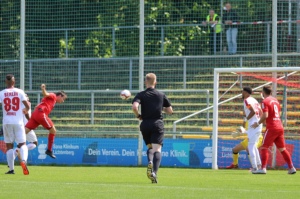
top-left (0, 74), bottom-right (30, 175)
top-left (1, 87), bottom-right (27, 125)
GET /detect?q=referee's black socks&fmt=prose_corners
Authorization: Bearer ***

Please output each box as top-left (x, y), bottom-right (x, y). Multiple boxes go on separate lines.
top-left (153, 152), bottom-right (162, 174)
top-left (147, 148), bottom-right (154, 162)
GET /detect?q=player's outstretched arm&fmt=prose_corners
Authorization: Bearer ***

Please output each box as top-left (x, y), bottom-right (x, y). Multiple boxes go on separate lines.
top-left (41, 84), bottom-right (50, 97)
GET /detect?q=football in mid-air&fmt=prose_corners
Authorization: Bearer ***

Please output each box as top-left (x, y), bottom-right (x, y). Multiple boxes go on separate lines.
top-left (120, 89), bottom-right (131, 100)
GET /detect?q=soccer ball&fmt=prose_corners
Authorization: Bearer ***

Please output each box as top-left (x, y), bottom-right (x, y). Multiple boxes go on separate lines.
top-left (120, 89), bottom-right (131, 100)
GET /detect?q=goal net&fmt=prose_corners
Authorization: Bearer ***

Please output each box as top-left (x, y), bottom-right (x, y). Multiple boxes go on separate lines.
top-left (212, 67), bottom-right (300, 170)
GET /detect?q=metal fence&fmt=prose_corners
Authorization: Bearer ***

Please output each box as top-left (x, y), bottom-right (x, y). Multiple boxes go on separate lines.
top-left (1, 53), bottom-right (299, 90)
top-left (1, 21), bottom-right (300, 58)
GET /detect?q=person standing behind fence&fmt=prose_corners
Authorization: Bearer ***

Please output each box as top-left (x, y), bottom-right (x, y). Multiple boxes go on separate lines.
top-left (223, 2), bottom-right (239, 55)
top-left (202, 9), bottom-right (222, 55)
top-left (132, 73), bottom-right (173, 183)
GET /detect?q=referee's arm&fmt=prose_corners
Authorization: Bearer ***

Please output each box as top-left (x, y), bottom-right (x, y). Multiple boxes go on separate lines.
top-left (132, 102), bottom-right (141, 119)
top-left (163, 106), bottom-right (173, 115)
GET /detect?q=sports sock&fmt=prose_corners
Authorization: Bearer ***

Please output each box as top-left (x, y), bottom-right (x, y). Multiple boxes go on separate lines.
top-left (6, 149), bottom-right (15, 171)
top-left (14, 148), bottom-right (19, 160)
top-left (281, 149), bottom-right (294, 169)
top-left (248, 143), bottom-right (257, 169)
top-left (19, 145), bottom-right (28, 162)
top-left (147, 148), bottom-right (154, 162)
top-left (13, 148), bottom-right (22, 161)
top-left (232, 152), bottom-right (239, 165)
top-left (153, 151), bottom-right (162, 174)
top-left (48, 133), bottom-right (55, 151)
top-left (27, 143), bottom-right (36, 150)
top-left (260, 148), bottom-right (268, 169)
top-left (254, 147), bottom-right (261, 166)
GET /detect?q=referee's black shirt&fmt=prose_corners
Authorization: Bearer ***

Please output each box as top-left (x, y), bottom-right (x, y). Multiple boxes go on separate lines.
top-left (132, 88), bottom-right (171, 120)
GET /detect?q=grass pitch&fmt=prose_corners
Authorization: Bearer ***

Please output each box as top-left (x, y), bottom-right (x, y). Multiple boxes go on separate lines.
top-left (0, 165), bottom-right (299, 199)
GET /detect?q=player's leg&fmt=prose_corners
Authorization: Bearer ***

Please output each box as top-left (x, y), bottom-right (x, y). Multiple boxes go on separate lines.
top-left (3, 124), bottom-right (15, 174)
top-left (151, 120), bottom-right (164, 174)
top-left (226, 139), bottom-right (247, 169)
top-left (14, 130), bottom-right (38, 162)
top-left (254, 129), bottom-right (275, 174)
top-left (26, 130), bottom-right (38, 150)
top-left (248, 130), bottom-right (261, 171)
top-left (255, 134), bottom-right (263, 168)
top-left (152, 143), bottom-right (162, 173)
top-left (149, 120), bottom-right (164, 183)
top-left (15, 124), bottom-right (29, 175)
top-left (6, 144), bottom-right (15, 174)
top-left (274, 130), bottom-right (296, 174)
top-left (45, 126), bottom-right (57, 158)
top-left (37, 113), bottom-right (56, 158)
top-left (140, 121), bottom-right (154, 181)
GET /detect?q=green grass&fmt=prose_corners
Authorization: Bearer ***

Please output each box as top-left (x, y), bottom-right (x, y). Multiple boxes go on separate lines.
top-left (0, 166), bottom-right (299, 199)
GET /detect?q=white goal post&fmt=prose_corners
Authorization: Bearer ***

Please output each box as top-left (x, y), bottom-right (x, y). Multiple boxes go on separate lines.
top-left (212, 67), bottom-right (300, 170)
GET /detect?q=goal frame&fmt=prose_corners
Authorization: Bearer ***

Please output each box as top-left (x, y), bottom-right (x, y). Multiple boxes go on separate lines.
top-left (212, 67), bottom-right (300, 170)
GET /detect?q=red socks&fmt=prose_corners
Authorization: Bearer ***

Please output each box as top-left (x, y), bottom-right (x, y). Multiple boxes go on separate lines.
top-left (261, 148), bottom-right (293, 169)
top-left (48, 133), bottom-right (55, 151)
top-left (260, 148), bottom-right (269, 169)
top-left (281, 150), bottom-right (294, 169)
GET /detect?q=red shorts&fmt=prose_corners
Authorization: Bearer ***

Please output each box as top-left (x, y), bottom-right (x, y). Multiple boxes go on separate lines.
top-left (262, 128), bottom-right (286, 149)
top-left (25, 109), bottom-right (54, 130)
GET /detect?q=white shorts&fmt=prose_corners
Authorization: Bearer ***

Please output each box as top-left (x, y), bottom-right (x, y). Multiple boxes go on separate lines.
top-left (3, 124), bottom-right (26, 144)
top-left (26, 130), bottom-right (37, 143)
top-left (247, 127), bottom-right (262, 144)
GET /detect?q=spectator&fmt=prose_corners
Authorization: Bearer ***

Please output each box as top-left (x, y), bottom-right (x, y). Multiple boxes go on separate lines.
top-left (202, 9), bottom-right (222, 55)
top-left (223, 2), bottom-right (239, 55)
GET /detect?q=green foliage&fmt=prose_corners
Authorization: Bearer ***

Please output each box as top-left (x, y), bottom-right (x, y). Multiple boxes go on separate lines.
top-left (0, 0), bottom-right (296, 59)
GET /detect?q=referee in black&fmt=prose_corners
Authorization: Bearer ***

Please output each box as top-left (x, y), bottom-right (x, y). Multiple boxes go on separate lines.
top-left (132, 73), bottom-right (173, 183)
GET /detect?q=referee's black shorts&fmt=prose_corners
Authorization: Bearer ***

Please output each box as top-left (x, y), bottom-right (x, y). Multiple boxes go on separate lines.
top-left (140, 119), bottom-right (164, 146)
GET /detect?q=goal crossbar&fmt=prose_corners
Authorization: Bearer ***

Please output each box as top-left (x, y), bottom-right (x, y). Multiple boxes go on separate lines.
top-left (212, 67), bottom-right (300, 170)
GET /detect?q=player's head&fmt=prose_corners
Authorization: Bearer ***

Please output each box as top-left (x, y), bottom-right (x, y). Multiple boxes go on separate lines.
top-left (5, 74), bottom-right (15, 88)
top-left (56, 91), bottom-right (67, 103)
top-left (145, 73), bottom-right (157, 88)
top-left (242, 86), bottom-right (252, 99)
top-left (262, 85), bottom-right (272, 98)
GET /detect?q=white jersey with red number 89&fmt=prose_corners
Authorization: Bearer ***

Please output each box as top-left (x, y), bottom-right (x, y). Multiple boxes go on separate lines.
top-left (0, 88), bottom-right (27, 125)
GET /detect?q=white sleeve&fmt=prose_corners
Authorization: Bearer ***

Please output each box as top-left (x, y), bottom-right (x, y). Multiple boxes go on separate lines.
top-left (0, 91), bottom-right (3, 103)
top-left (19, 89), bottom-right (27, 102)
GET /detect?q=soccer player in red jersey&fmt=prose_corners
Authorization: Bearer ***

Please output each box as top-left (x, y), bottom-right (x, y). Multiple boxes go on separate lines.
top-left (25, 84), bottom-right (67, 159)
top-left (251, 85), bottom-right (296, 174)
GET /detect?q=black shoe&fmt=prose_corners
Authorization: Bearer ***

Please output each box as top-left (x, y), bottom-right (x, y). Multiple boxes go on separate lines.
top-left (150, 172), bottom-right (158, 184)
top-left (5, 170), bottom-right (15, 174)
top-left (45, 149), bottom-right (56, 159)
top-left (147, 161), bottom-right (153, 180)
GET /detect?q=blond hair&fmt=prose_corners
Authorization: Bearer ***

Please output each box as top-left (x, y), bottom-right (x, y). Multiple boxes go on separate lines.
top-left (145, 73), bottom-right (157, 86)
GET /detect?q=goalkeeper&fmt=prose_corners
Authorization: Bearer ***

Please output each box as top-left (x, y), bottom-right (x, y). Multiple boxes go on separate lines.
top-left (226, 119), bottom-right (263, 169)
